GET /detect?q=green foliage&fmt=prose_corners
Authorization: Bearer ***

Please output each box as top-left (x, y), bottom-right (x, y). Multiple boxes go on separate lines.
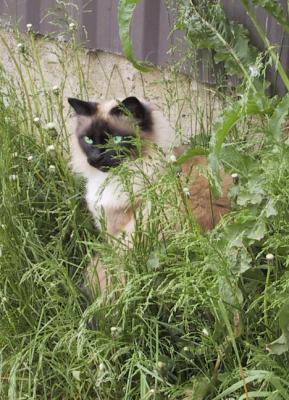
top-left (251, 0), bottom-right (289, 34)
top-left (176, 0), bottom-right (259, 81)
top-left (1, 2), bottom-right (289, 399)
top-left (118, 0), bottom-right (153, 72)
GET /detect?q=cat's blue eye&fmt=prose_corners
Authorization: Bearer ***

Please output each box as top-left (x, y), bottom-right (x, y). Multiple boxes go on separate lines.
top-left (84, 136), bottom-right (93, 145)
top-left (113, 135), bottom-right (123, 144)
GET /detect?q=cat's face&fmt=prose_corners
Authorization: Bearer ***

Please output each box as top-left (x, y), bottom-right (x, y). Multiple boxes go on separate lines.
top-left (68, 96), bottom-right (153, 172)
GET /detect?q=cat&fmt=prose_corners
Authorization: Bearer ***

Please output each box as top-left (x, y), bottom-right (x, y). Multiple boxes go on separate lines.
top-left (68, 96), bottom-right (175, 239)
top-left (68, 96), bottom-right (232, 293)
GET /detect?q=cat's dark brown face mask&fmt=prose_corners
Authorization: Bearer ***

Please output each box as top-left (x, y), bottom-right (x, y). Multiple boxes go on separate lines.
top-left (68, 97), bottom-right (153, 172)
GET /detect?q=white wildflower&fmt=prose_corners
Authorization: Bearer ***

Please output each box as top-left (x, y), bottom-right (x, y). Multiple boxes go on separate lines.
top-left (33, 117), bottom-right (40, 125)
top-left (202, 327), bottom-right (209, 336)
top-left (27, 155), bottom-right (33, 161)
top-left (46, 144), bottom-right (55, 152)
top-left (52, 85), bottom-right (60, 95)
top-left (183, 187), bottom-right (190, 197)
top-left (48, 165), bottom-right (56, 173)
top-left (157, 361), bottom-right (166, 370)
top-left (249, 65), bottom-right (259, 78)
top-left (98, 363), bottom-right (105, 372)
top-left (26, 23), bottom-right (33, 32)
top-left (266, 253), bottom-right (274, 262)
top-left (56, 34), bottom-right (66, 42)
top-left (231, 172), bottom-right (239, 184)
top-left (17, 43), bottom-right (24, 51)
top-left (9, 174), bottom-right (17, 181)
top-left (169, 154), bottom-right (176, 163)
top-left (45, 122), bottom-right (56, 131)
top-left (110, 326), bottom-right (121, 337)
top-left (69, 22), bottom-right (76, 31)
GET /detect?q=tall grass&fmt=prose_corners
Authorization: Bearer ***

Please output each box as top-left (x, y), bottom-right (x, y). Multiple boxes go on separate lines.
top-left (1, 5), bottom-right (289, 400)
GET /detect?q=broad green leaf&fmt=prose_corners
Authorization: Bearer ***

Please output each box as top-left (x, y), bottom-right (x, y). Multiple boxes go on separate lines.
top-left (228, 246), bottom-right (252, 275)
top-left (219, 279), bottom-right (243, 306)
top-left (266, 302), bottom-right (289, 356)
top-left (268, 93), bottom-right (289, 141)
top-left (211, 105), bottom-right (243, 158)
top-left (183, 377), bottom-right (213, 400)
top-left (237, 179), bottom-right (265, 206)
top-left (264, 199), bottom-right (278, 218)
top-left (118, 0), bottom-right (152, 72)
top-left (208, 94), bottom-right (271, 196)
top-left (266, 334), bottom-right (289, 355)
top-left (212, 370), bottom-right (269, 400)
top-left (246, 220), bottom-right (267, 241)
top-left (237, 189), bottom-right (264, 206)
top-left (175, 146), bottom-right (209, 165)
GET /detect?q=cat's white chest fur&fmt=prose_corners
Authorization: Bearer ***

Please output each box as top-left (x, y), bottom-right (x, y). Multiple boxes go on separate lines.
top-left (85, 172), bottom-right (128, 227)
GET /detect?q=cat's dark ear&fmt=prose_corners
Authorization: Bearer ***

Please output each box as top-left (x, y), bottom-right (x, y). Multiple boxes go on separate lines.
top-left (110, 97), bottom-right (152, 130)
top-left (121, 97), bottom-right (146, 120)
top-left (68, 98), bottom-right (97, 116)
top-left (110, 97), bottom-right (145, 119)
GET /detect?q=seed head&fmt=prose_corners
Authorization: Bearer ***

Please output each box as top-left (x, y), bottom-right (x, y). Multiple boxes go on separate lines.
top-left (202, 327), bottom-right (209, 336)
top-left (249, 65), bottom-right (259, 78)
top-left (231, 173), bottom-right (239, 185)
top-left (183, 187), bottom-right (190, 197)
top-left (69, 22), bottom-right (76, 31)
top-left (157, 361), bottom-right (166, 370)
top-left (45, 122), bottom-right (56, 131)
top-left (52, 85), bottom-right (60, 95)
top-left (266, 253), bottom-right (274, 262)
top-left (48, 165), bottom-right (56, 173)
top-left (26, 23), bottom-right (33, 32)
top-left (98, 363), bottom-right (105, 372)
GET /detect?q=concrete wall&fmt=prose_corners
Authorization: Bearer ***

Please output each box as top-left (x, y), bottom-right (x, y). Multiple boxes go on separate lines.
top-left (0, 28), bottom-right (220, 142)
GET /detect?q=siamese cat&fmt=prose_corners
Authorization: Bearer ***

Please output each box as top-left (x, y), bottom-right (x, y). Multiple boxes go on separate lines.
top-left (68, 96), bottom-right (232, 292)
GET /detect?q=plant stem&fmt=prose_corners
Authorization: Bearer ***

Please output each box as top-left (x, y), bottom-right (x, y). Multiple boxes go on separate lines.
top-left (241, 0), bottom-right (289, 92)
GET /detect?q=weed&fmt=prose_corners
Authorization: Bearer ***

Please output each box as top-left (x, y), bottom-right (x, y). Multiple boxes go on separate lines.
top-left (1, 1), bottom-right (289, 399)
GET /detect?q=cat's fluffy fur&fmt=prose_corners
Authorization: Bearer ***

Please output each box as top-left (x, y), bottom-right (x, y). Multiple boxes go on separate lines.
top-left (69, 97), bottom-right (175, 240)
top-left (68, 96), bottom-right (232, 292)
